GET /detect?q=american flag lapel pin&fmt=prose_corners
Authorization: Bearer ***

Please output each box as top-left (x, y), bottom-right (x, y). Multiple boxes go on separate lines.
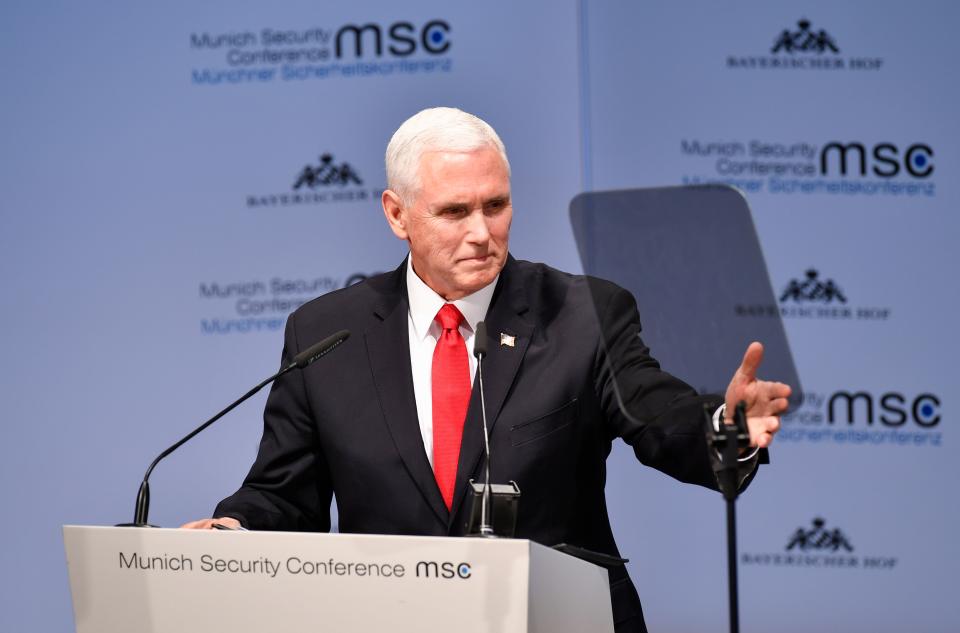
top-left (500, 333), bottom-right (516, 347)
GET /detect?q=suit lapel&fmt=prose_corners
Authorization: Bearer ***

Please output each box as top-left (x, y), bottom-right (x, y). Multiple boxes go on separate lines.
top-left (365, 263), bottom-right (449, 525)
top-left (450, 258), bottom-right (534, 523)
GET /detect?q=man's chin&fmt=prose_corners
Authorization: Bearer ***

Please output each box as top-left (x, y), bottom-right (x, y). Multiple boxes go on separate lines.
top-left (449, 268), bottom-right (499, 296)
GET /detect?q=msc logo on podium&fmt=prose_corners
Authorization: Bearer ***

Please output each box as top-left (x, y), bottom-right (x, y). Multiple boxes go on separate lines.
top-left (415, 560), bottom-right (472, 580)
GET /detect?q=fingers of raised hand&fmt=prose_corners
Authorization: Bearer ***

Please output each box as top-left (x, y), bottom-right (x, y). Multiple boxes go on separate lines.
top-left (768, 397), bottom-right (791, 415)
top-left (752, 381), bottom-right (792, 414)
top-left (769, 381), bottom-right (792, 399)
top-left (748, 416), bottom-right (781, 447)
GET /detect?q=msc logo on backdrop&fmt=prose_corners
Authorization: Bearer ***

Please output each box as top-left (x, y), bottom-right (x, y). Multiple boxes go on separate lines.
top-left (727, 17), bottom-right (883, 71)
top-left (190, 20), bottom-right (451, 60)
top-left (190, 19), bottom-right (453, 86)
top-left (199, 273), bottom-right (381, 335)
top-left (828, 391), bottom-right (940, 428)
top-left (335, 20), bottom-right (450, 58)
top-left (779, 390), bottom-right (943, 447)
top-left (771, 19), bottom-right (839, 55)
top-left (742, 517), bottom-right (897, 570)
top-left (820, 142), bottom-right (934, 178)
top-left (247, 150), bottom-right (380, 208)
top-left (678, 138), bottom-right (936, 196)
top-left (343, 272), bottom-right (385, 287)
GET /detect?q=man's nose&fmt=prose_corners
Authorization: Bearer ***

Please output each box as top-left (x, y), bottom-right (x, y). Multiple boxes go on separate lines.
top-left (465, 208), bottom-right (491, 243)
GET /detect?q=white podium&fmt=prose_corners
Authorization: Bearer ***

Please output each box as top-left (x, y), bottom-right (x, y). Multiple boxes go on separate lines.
top-left (63, 526), bottom-right (614, 633)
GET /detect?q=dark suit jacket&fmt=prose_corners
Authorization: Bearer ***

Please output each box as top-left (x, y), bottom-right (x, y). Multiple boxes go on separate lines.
top-left (216, 255), bottom-right (725, 633)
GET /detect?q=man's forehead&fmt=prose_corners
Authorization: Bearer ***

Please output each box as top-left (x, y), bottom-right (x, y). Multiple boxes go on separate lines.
top-left (418, 147), bottom-right (508, 171)
top-left (421, 181), bottom-right (511, 202)
top-left (414, 149), bottom-right (510, 203)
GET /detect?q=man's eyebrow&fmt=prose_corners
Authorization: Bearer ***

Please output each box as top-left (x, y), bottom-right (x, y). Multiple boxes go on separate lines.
top-left (433, 194), bottom-right (510, 213)
top-left (435, 201), bottom-right (470, 214)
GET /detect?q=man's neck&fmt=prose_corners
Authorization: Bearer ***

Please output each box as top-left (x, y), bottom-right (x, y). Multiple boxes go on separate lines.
top-left (405, 256), bottom-right (498, 339)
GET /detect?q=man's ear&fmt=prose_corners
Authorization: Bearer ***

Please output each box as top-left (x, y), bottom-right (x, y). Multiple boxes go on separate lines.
top-left (382, 189), bottom-right (409, 240)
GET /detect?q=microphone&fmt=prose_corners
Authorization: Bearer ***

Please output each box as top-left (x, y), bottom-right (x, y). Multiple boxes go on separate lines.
top-left (292, 329), bottom-right (350, 368)
top-left (119, 329), bottom-right (350, 527)
top-left (474, 321), bottom-right (489, 358)
top-left (473, 321), bottom-right (495, 537)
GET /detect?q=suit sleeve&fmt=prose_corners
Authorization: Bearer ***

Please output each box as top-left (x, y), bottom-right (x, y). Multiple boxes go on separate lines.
top-left (214, 313), bottom-right (334, 530)
top-left (591, 281), bottom-right (722, 489)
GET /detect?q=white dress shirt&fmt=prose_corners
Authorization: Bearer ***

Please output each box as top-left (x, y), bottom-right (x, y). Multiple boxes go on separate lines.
top-left (406, 256), bottom-right (497, 467)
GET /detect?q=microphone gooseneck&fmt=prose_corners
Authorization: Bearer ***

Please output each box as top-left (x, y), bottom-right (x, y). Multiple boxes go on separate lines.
top-left (473, 321), bottom-right (495, 537)
top-left (120, 329), bottom-right (350, 527)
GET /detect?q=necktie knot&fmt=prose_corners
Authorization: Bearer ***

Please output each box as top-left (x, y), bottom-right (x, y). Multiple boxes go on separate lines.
top-left (435, 304), bottom-right (464, 331)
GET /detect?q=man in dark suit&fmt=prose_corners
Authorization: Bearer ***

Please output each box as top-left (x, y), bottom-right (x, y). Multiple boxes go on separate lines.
top-left (184, 107), bottom-right (790, 633)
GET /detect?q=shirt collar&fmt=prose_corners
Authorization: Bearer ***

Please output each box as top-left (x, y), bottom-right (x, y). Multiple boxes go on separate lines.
top-left (406, 255), bottom-right (498, 340)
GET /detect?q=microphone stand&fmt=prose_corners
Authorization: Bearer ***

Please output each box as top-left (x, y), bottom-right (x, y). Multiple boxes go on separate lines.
top-left (117, 367), bottom-right (293, 528)
top-left (117, 329), bottom-right (349, 527)
top-left (704, 401), bottom-right (751, 633)
top-left (476, 351), bottom-right (495, 537)
top-left (464, 321), bottom-right (520, 538)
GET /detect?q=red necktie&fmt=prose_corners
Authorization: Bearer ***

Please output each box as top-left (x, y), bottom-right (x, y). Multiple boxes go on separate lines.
top-left (432, 304), bottom-right (471, 510)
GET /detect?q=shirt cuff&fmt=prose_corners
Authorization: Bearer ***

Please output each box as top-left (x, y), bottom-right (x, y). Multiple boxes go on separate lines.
top-left (712, 403), bottom-right (759, 462)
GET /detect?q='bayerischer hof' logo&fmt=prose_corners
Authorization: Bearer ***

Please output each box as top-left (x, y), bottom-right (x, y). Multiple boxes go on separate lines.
top-left (742, 517), bottom-right (896, 570)
top-left (780, 269), bottom-right (846, 304)
top-left (771, 19), bottom-right (838, 54)
top-left (294, 153), bottom-right (363, 189)
top-left (787, 517), bottom-right (852, 552)
top-left (727, 18), bottom-right (883, 71)
top-left (247, 150), bottom-right (380, 208)
top-left (734, 268), bottom-right (890, 321)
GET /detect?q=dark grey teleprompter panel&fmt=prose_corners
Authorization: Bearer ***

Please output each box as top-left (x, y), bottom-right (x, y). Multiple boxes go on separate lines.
top-left (569, 185), bottom-right (801, 412)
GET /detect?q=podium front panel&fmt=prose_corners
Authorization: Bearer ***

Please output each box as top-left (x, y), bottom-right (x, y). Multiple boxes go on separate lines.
top-left (64, 526), bottom-right (613, 633)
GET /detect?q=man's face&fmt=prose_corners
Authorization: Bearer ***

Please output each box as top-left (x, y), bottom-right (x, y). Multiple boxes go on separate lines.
top-left (383, 146), bottom-right (512, 300)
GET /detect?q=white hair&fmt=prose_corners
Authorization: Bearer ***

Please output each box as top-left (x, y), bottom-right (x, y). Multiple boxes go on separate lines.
top-left (385, 107), bottom-right (511, 204)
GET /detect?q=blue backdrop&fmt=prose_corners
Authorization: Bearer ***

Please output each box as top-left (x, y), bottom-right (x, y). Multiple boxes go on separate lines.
top-left (1, 1), bottom-right (956, 631)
